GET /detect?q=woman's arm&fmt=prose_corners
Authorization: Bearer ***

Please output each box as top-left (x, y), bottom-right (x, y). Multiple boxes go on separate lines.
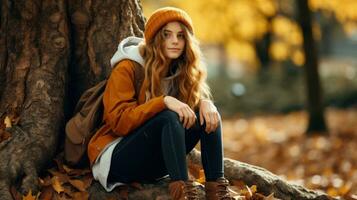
top-left (103, 60), bottom-right (166, 136)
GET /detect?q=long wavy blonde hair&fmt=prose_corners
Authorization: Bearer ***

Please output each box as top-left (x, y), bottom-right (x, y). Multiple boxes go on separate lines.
top-left (142, 22), bottom-right (211, 109)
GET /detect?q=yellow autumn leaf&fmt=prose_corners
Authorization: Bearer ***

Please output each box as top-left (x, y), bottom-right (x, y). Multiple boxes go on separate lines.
top-left (256, 0), bottom-right (277, 17)
top-left (327, 187), bottom-right (339, 196)
top-left (339, 181), bottom-right (352, 195)
top-left (250, 185), bottom-right (257, 193)
top-left (272, 16), bottom-right (293, 37)
top-left (292, 50), bottom-right (305, 66)
top-left (22, 189), bottom-right (40, 200)
top-left (270, 41), bottom-right (289, 61)
top-left (4, 116), bottom-right (12, 128)
top-left (196, 169), bottom-right (206, 184)
top-left (227, 40), bottom-right (257, 65)
top-left (51, 176), bottom-right (65, 194)
top-left (288, 26), bottom-right (303, 46)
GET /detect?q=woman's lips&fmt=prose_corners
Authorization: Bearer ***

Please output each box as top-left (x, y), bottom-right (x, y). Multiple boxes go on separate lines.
top-left (168, 48), bottom-right (181, 51)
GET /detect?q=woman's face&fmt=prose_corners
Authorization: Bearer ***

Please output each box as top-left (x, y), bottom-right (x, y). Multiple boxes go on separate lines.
top-left (162, 21), bottom-right (185, 60)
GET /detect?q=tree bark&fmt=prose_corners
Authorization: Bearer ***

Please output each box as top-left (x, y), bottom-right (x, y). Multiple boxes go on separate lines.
top-left (0, 1), bottom-right (70, 199)
top-left (0, 0), bottom-right (144, 199)
top-left (296, 0), bottom-right (327, 134)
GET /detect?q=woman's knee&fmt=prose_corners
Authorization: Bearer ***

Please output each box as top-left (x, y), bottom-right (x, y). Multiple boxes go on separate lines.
top-left (157, 110), bottom-right (180, 124)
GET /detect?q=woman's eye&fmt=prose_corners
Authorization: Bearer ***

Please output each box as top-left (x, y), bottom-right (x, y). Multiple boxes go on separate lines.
top-left (164, 32), bottom-right (170, 38)
top-left (177, 34), bottom-right (184, 39)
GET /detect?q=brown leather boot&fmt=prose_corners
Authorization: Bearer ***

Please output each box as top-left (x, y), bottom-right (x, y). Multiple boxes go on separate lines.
top-left (168, 180), bottom-right (199, 200)
top-left (205, 177), bottom-right (236, 200)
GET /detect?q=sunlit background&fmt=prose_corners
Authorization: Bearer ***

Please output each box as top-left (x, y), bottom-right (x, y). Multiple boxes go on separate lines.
top-left (142, 0), bottom-right (357, 198)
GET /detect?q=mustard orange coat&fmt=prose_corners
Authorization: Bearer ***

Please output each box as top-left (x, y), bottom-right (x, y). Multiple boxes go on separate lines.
top-left (87, 59), bottom-right (166, 166)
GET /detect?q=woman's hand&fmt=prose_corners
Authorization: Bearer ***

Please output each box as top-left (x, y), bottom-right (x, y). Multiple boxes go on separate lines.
top-left (199, 99), bottom-right (220, 133)
top-left (164, 96), bottom-right (196, 129)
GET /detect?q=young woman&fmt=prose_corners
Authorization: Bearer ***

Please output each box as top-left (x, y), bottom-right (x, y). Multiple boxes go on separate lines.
top-left (87, 7), bottom-right (235, 200)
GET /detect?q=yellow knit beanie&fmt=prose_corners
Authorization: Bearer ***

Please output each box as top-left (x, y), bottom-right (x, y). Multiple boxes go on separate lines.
top-left (144, 7), bottom-right (194, 43)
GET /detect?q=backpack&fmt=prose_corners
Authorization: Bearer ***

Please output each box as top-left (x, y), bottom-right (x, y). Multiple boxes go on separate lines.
top-left (64, 61), bottom-right (144, 167)
top-left (65, 80), bottom-right (107, 167)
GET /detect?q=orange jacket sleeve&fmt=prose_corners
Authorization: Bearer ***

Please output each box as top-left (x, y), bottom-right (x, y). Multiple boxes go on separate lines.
top-left (103, 60), bottom-right (166, 136)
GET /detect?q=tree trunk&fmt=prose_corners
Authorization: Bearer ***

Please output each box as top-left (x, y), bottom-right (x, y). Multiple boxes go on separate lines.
top-left (0, 0), bottom-right (333, 199)
top-left (0, 0), bottom-right (144, 199)
top-left (296, 0), bottom-right (327, 134)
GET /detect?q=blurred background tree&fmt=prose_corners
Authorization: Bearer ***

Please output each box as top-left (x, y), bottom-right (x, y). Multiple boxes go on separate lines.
top-left (296, 0), bottom-right (327, 134)
top-left (142, 0), bottom-right (357, 134)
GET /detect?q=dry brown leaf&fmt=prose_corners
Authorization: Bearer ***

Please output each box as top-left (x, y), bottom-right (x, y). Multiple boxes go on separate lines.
top-left (72, 191), bottom-right (89, 200)
top-left (0, 129), bottom-right (11, 142)
top-left (48, 169), bottom-right (69, 183)
top-left (51, 176), bottom-right (65, 194)
top-left (188, 162), bottom-right (205, 183)
top-left (22, 190), bottom-right (40, 200)
top-left (63, 186), bottom-right (75, 198)
top-left (82, 175), bottom-right (93, 189)
top-left (39, 186), bottom-right (53, 200)
top-left (52, 193), bottom-right (72, 200)
top-left (63, 165), bottom-right (91, 177)
top-left (68, 179), bottom-right (86, 192)
top-left (39, 176), bottom-right (52, 187)
top-left (62, 165), bottom-right (72, 174)
top-left (232, 180), bottom-right (247, 190)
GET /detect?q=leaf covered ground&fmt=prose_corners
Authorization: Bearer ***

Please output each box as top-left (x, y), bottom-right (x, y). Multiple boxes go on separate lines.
top-left (222, 107), bottom-right (357, 199)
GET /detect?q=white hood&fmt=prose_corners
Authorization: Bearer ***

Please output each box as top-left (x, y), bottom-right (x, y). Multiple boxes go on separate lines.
top-left (110, 36), bottom-right (145, 68)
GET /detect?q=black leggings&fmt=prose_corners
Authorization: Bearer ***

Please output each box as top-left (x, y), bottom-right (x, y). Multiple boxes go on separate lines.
top-left (107, 110), bottom-right (224, 184)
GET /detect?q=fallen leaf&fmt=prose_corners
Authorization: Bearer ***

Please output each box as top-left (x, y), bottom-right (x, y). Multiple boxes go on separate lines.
top-left (63, 165), bottom-right (91, 177)
top-left (48, 169), bottom-right (69, 183)
top-left (0, 129), bottom-right (11, 142)
top-left (4, 116), bottom-right (12, 128)
top-left (51, 176), bottom-right (65, 194)
top-left (232, 180), bottom-right (246, 190)
top-left (72, 191), bottom-right (89, 200)
top-left (82, 175), bottom-right (93, 189)
top-left (250, 185), bottom-right (257, 194)
top-left (39, 186), bottom-right (53, 200)
top-left (68, 179), bottom-right (86, 192)
top-left (22, 190), bottom-right (40, 200)
top-left (63, 185), bottom-right (74, 197)
top-left (241, 185), bottom-right (253, 199)
top-left (52, 193), bottom-right (72, 200)
top-left (39, 176), bottom-right (52, 187)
